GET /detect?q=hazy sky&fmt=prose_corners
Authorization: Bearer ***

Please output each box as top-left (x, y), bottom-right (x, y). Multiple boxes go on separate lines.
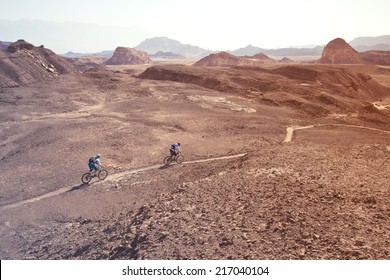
top-left (1, 0), bottom-right (389, 52)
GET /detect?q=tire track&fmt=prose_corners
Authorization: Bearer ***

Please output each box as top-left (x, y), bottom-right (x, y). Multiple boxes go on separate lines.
top-left (0, 153), bottom-right (246, 211)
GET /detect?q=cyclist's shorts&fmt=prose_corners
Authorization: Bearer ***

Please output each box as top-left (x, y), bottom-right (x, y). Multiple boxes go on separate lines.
top-left (89, 162), bottom-right (98, 170)
top-left (170, 149), bottom-right (176, 155)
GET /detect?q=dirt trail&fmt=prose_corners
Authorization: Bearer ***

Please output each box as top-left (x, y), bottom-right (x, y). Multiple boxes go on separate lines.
top-left (0, 153), bottom-right (246, 211)
top-left (284, 124), bottom-right (390, 142)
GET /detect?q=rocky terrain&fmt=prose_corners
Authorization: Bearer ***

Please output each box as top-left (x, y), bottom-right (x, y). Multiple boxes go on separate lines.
top-left (193, 52), bottom-right (283, 67)
top-left (0, 46), bottom-right (389, 260)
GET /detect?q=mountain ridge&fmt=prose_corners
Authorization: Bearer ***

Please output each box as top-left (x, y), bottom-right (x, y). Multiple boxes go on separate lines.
top-left (63, 36), bottom-right (390, 59)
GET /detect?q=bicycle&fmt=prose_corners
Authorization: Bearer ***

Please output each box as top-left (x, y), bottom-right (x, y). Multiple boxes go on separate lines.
top-left (81, 167), bottom-right (108, 184)
top-left (163, 152), bottom-right (184, 166)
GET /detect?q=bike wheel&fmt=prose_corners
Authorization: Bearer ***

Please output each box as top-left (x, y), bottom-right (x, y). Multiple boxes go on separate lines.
top-left (98, 169), bottom-right (108, 180)
top-left (82, 173), bottom-right (92, 184)
top-left (176, 155), bottom-right (184, 164)
top-left (163, 156), bottom-right (172, 165)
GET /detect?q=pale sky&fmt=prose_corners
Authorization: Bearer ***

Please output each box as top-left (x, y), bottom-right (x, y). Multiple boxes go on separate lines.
top-left (1, 0), bottom-right (389, 53)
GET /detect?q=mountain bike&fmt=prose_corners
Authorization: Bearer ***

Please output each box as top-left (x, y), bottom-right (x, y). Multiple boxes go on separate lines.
top-left (163, 153), bottom-right (184, 166)
top-left (81, 167), bottom-right (108, 184)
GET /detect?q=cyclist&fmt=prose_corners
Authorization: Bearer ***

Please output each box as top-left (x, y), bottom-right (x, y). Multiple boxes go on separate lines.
top-left (88, 154), bottom-right (102, 176)
top-left (170, 142), bottom-right (181, 157)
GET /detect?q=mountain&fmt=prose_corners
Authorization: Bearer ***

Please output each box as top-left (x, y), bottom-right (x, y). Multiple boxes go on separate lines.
top-left (317, 38), bottom-right (365, 64)
top-left (135, 37), bottom-right (213, 58)
top-left (231, 45), bottom-right (267, 56)
top-left (349, 35), bottom-right (390, 51)
top-left (231, 45), bottom-right (324, 57)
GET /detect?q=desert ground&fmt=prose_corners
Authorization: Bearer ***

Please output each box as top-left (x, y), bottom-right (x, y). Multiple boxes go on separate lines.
top-left (0, 61), bottom-right (389, 259)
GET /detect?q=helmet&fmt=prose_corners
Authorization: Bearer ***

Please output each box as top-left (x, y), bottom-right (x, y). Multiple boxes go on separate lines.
top-left (96, 154), bottom-right (101, 158)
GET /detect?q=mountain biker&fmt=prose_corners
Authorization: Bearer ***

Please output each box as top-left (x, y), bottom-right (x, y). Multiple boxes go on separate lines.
top-left (88, 154), bottom-right (102, 176)
top-left (170, 142), bottom-right (181, 157)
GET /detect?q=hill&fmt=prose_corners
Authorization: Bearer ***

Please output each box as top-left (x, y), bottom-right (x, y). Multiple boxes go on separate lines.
top-left (193, 52), bottom-right (276, 67)
top-left (317, 38), bottom-right (365, 64)
top-left (0, 39), bottom-right (78, 87)
top-left (193, 52), bottom-right (254, 67)
top-left (104, 47), bottom-right (152, 65)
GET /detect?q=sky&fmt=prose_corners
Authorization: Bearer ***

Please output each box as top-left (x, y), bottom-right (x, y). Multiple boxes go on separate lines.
top-left (1, 0), bottom-right (389, 53)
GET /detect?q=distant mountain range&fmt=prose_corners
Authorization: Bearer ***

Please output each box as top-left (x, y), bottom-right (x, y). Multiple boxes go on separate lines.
top-left (1, 20), bottom-right (390, 58)
top-left (230, 45), bottom-right (325, 57)
top-left (134, 36), bottom-right (390, 58)
top-left (62, 50), bottom-right (114, 58)
top-left (62, 36), bottom-right (390, 59)
top-left (349, 35), bottom-right (390, 51)
top-left (116, 36), bottom-right (390, 59)
top-left (135, 37), bottom-right (213, 58)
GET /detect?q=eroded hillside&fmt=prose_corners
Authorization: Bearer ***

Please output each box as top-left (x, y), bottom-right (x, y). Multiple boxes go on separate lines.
top-left (139, 64), bottom-right (390, 120)
top-left (0, 40), bottom-right (77, 87)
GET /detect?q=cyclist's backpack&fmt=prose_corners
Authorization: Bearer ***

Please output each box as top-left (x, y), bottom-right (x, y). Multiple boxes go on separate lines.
top-left (89, 156), bottom-right (95, 164)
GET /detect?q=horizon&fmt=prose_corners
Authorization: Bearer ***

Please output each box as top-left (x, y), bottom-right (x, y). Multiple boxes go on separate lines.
top-left (1, 0), bottom-right (390, 53)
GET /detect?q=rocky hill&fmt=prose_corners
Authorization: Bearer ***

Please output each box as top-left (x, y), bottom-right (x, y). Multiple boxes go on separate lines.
top-left (193, 52), bottom-right (277, 67)
top-left (193, 52), bottom-right (254, 67)
top-left (0, 39), bottom-right (78, 88)
top-left (317, 38), bottom-right (365, 64)
top-left (104, 47), bottom-right (152, 65)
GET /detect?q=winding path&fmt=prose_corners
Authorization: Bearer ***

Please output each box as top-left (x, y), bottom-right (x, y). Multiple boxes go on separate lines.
top-left (284, 124), bottom-right (390, 143)
top-left (0, 153), bottom-right (246, 211)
